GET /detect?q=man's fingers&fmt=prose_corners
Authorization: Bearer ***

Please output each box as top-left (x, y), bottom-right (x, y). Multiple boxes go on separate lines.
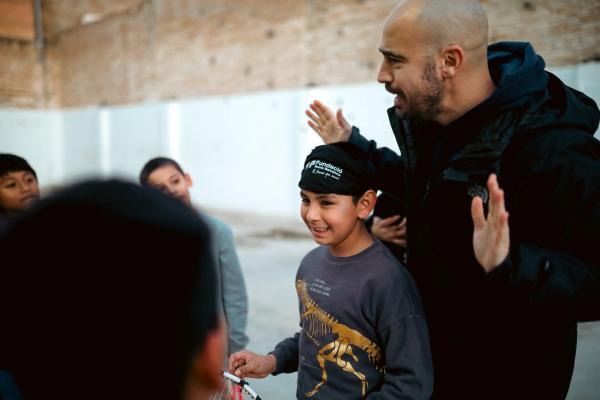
top-left (486, 173), bottom-right (501, 217)
top-left (381, 214), bottom-right (401, 225)
top-left (471, 196), bottom-right (486, 230)
top-left (312, 100), bottom-right (334, 117)
top-left (336, 108), bottom-right (351, 130)
top-left (307, 120), bottom-right (322, 135)
top-left (305, 109), bottom-right (321, 125)
top-left (497, 211), bottom-right (510, 239)
top-left (395, 225), bottom-right (407, 236)
top-left (391, 238), bottom-right (407, 247)
top-left (487, 173), bottom-right (498, 192)
top-left (492, 189), bottom-right (505, 223)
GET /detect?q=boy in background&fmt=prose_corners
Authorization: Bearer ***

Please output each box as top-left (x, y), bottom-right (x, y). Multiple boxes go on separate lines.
top-left (0, 154), bottom-right (40, 220)
top-left (229, 143), bottom-right (432, 399)
top-left (140, 157), bottom-right (249, 355)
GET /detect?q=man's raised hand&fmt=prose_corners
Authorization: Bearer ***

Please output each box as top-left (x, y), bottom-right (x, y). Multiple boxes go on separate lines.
top-left (305, 100), bottom-right (352, 144)
top-left (471, 174), bottom-right (510, 273)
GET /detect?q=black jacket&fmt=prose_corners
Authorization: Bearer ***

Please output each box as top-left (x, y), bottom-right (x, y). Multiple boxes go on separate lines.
top-left (351, 42), bottom-right (600, 399)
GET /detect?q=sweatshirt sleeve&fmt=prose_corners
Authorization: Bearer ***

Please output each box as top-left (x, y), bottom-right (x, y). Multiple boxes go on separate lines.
top-left (270, 332), bottom-right (300, 375)
top-left (217, 221), bottom-right (249, 354)
top-left (367, 315), bottom-right (433, 400)
top-left (365, 259), bottom-right (433, 400)
top-left (489, 130), bottom-right (600, 321)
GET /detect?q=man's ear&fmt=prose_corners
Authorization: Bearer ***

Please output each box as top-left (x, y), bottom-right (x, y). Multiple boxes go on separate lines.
top-left (440, 45), bottom-right (464, 78)
top-left (358, 190), bottom-right (377, 220)
top-left (188, 319), bottom-right (226, 392)
top-left (184, 173), bottom-right (193, 188)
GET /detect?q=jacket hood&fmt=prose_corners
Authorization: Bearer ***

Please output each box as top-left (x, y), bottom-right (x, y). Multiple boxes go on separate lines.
top-left (485, 41), bottom-right (599, 135)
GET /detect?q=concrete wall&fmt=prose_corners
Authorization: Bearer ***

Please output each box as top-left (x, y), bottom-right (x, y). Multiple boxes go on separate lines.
top-left (1, 62), bottom-right (598, 217)
top-left (0, 82), bottom-right (397, 216)
top-left (0, 108), bottom-right (62, 186)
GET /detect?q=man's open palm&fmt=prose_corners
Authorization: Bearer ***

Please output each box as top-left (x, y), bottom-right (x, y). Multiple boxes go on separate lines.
top-left (305, 100), bottom-right (352, 144)
top-left (471, 174), bottom-right (510, 273)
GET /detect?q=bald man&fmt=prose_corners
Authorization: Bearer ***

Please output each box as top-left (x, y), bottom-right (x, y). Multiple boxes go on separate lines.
top-left (306, 0), bottom-right (600, 398)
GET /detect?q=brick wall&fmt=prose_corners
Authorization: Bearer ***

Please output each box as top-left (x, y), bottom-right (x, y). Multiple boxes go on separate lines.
top-left (483, 0), bottom-right (600, 66)
top-left (1, 0), bottom-right (599, 109)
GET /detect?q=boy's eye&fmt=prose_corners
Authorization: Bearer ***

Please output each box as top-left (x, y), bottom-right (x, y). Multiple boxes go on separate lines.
top-left (301, 198), bottom-right (309, 205)
top-left (320, 200), bottom-right (333, 206)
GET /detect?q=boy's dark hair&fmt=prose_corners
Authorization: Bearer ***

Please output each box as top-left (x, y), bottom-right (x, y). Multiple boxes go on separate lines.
top-left (0, 153), bottom-right (37, 180)
top-left (0, 180), bottom-right (218, 400)
top-left (139, 157), bottom-right (185, 186)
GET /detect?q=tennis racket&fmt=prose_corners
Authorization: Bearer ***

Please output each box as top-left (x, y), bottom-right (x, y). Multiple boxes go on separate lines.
top-left (211, 370), bottom-right (262, 400)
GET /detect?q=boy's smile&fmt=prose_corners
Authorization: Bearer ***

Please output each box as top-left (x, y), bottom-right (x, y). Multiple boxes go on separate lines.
top-left (300, 189), bottom-right (374, 257)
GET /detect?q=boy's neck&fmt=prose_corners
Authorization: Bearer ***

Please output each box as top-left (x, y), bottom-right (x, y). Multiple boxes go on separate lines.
top-left (328, 224), bottom-right (374, 258)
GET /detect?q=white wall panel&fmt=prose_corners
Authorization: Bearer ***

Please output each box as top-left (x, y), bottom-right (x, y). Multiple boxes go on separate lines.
top-left (1, 62), bottom-right (598, 216)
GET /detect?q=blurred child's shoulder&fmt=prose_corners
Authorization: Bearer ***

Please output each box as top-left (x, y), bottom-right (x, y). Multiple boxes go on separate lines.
top-left (196, 212), bottom-right (234, 239)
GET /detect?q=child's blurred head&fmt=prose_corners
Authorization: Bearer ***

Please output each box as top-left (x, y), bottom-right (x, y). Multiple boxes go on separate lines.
top-left (298, 142), bottom-right (377, 253)
top-left (0, 154), bottom-right (40, 216)
top-left (140, 157), bottom-right (193, 208)
top-left (0, 180), bottom-right (223, 399)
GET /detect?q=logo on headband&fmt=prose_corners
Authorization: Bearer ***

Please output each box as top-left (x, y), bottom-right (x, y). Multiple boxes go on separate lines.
top-left (304, 159), bottom-right (344, 181)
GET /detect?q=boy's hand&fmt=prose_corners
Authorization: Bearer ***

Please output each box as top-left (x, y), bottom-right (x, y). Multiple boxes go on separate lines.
top-left (305, 100), bottom-right (352, 144)
top-left (471, 174), bottom-right (510, 273)
top-left (228, 350), bottom-right (277, 379)
top-left (372, 215), bottom-right (406, 247)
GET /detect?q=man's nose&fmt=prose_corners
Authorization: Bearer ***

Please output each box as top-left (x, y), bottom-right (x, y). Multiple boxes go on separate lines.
top-left (377, 61), bottom-right (392, 84)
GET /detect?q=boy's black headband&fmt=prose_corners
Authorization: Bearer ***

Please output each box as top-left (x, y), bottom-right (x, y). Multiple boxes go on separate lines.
top-left (298, 143), bottom-right (375, 196)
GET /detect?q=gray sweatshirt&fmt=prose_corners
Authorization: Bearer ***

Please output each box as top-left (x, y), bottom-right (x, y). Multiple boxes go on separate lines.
top-left (271, 239), bottom-right (433, 399)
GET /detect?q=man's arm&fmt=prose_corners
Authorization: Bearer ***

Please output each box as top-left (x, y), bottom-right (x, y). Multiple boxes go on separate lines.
top-left (472, 133), bottom-right (600, 321)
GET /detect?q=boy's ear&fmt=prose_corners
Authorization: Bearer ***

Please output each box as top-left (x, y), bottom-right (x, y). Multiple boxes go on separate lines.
top-left (357, 190), bottom-right (377, 220)
top-left (184, 173), bottom-right (193, 188)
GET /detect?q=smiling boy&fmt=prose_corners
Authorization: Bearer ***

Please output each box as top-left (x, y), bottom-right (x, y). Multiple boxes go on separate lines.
top-left (229, 142), bottom-right (432, 399)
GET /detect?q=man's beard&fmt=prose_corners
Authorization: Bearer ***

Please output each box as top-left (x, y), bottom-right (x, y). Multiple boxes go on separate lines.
top-left (389, 62), bottom-right (444, 122)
